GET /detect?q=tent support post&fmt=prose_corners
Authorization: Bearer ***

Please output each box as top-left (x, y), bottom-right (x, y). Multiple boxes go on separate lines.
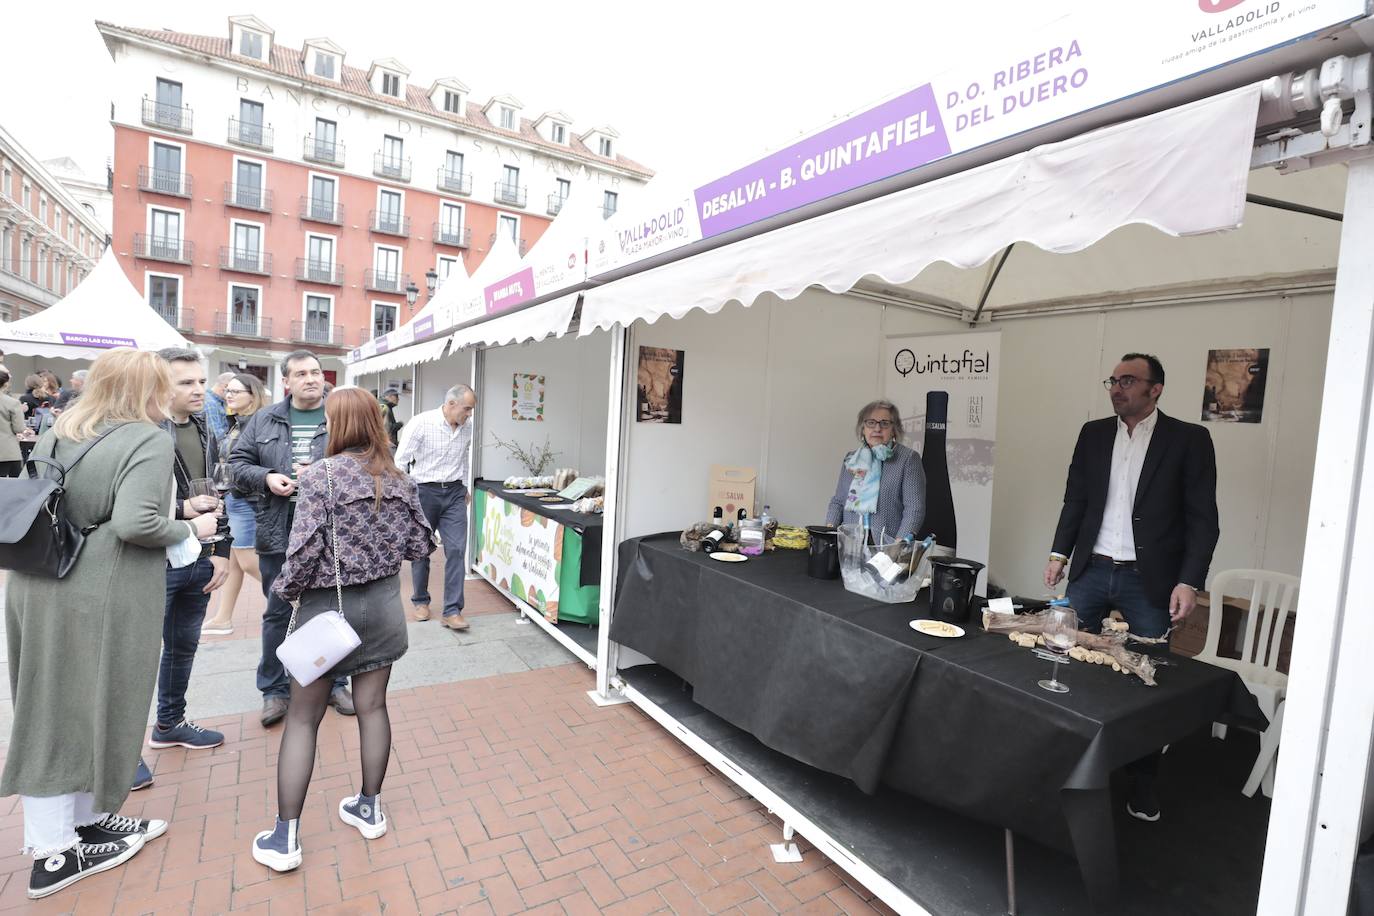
top-left (591, 323), bottom-right (631, 706)
top-left (969, 244), bottom-right (1015, 326)
top-left (1257, 151), bottom-right (1374, 916)
top-left (466, 347), bottom-right (483, 581)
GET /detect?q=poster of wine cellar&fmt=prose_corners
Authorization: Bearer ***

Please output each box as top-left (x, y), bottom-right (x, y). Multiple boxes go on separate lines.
top-left (1201, 348), bottom-right (1269, 423)
top-left (636, 347), bottom-right (685, 424)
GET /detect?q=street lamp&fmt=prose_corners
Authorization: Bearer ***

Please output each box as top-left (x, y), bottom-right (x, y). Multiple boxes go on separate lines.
top-left (405, 280), bottom-right (419, 311)
top-left (424, 268), bottom-right (438, 297)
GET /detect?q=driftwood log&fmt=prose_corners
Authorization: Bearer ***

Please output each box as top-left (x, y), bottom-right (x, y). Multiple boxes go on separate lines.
top-left (982, 610), bottom-right (1159, 686)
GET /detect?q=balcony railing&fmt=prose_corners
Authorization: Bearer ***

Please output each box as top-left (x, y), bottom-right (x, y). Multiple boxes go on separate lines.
top-left (133, 234), bottom-right (193, 264)
top-left (223, 182), bottom-right (273, 213)
top-left (214, 312), bottom-right (272, 338)
top-left (547, 194), bottom-right (567, 216)
top-left (218, 247), bottom-right (273, 276)
top-left (295, 258), bottom-right (344, 285)
top-left (436, 168), bottom-right (473, 195)
top-left (137, 166), bottom-right (193, 198)
top-left (303, 135), bottom-right (345, 167)
top-left (432, 223), bottom-right (470, 248)
top-left (603, 204), bottom-right (618, 219)
top-left (369, 210), bottom-right (411, 237)
top-left (290, 320), bottom-right (344, 346)
top-left (488, 233), bottom-right (528, 256)
top-left (494, 181), bottom-right (527, 208)
top-left (151, 303), bottom-right (193, 331)
top-left (227, 118), bottom-right (274, 151)
top-left (298, 196), bottom-right (344, 225)
top-left (364, 269), bottom-right (411, 294)
top-left (141, 98), bottom-right (194, 134)
top-left (373, 153), bottom-right (411, 182)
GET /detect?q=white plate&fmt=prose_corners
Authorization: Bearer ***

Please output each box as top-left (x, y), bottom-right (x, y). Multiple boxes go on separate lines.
top-left (708, 552), bottom-right (748, 563)
top-left (909, 619), bottom-right (965, 638)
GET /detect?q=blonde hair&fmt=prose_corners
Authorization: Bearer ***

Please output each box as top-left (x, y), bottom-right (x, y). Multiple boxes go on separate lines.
top-left (54, 348), bottom-right (174, 441)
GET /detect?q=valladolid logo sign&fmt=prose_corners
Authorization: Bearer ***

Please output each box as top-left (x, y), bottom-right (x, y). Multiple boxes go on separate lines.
top-left (1200, 0), bottom-right (1249, 11)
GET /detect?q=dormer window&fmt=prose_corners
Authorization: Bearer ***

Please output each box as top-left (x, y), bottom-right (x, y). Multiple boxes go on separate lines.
top-left (499, 107), bottom-right (515, 130)
top-left (551, 123), bottom-right (566, 144)
top-left (239, 30), bottom-right (264, 59)
top-left (229, 17), bottom-right (273, 62)
top-left (443, 90), bottom-right (462, 114)
top-left (382, 72), bottom-right (400, 97)
top-left (314, 52), bottom-right (335, 78)
top-left (599, 136), bottom-right (613, 157)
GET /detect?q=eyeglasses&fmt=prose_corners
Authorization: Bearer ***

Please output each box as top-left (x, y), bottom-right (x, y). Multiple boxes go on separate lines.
top-left (1102, 376), bottom-right (1160, 391)
top-left (224, 387), bottom-right (249, 396)
top-left (862, 419), bottom-right (895, 430)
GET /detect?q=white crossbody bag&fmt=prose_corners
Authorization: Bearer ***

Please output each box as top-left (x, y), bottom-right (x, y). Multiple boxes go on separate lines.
top-left (275, 459), bottom-right (362, 686)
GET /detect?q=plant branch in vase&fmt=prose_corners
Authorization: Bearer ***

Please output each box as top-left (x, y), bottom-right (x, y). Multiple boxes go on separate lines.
top-left (487, 432), bottom-right (560, 477)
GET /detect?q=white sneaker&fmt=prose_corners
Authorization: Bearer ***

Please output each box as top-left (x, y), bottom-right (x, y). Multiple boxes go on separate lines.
top-left (200, 625), bottom-right (234, 638)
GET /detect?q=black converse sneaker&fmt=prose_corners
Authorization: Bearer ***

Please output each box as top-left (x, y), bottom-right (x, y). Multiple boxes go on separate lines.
top-left (27, 837), bottom-right (145, 899)
top-left (79, 812), bottom-right (169, 845)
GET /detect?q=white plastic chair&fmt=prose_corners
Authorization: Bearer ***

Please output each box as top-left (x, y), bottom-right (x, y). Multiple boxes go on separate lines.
top-left (1194, 568), bottom-right (1299, 798)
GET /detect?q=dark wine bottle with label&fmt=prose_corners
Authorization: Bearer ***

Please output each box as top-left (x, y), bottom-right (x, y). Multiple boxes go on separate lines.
top-left (917, 390), bottom-right (957, 551)
top-left (702, 528), bottom-right (726, 553)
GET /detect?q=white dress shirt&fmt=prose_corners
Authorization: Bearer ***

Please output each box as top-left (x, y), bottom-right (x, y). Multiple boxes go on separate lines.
top-left (1091, 408), bottom-right (1158, 561)
top-left (394, 407), bottom-right (472, 486)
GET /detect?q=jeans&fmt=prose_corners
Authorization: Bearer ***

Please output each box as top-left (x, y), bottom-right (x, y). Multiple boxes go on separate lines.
top-left (21, 793), bottom-right (105, 857)
top-left (1066, 556), bottom-right (1172, 638)
top-left (258, 552), bottom-right (346, 699)
top-left (156, 557), bottom-right (213, 728)
top-left (411, 482), bottom-right (468, 617)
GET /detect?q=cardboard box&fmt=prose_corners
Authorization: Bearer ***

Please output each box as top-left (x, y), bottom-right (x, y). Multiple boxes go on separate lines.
top-left (708, 465), bottom-right (757, 521)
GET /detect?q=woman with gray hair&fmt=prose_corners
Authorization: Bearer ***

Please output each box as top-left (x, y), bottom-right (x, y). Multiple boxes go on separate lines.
top-left (824, 399), bottom-right (926, 543)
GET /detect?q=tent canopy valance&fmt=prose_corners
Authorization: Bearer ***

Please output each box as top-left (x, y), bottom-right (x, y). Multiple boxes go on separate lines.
top-left (446, 293), bottom-right (580, 352)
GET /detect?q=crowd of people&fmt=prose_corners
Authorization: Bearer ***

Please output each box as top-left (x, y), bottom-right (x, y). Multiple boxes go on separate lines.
top-left (0, 345), bottom-right (481, 898)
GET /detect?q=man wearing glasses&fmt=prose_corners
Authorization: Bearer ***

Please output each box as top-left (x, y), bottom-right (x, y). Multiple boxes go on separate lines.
top-left (1043, 352), bottom-right (1219, 822)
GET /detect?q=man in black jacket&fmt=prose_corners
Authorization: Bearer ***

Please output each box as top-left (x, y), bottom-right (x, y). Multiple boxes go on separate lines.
top-left (1044, 352), bottom-right (1220, 821)
top-left (229, 350), bottom-right (352, 726)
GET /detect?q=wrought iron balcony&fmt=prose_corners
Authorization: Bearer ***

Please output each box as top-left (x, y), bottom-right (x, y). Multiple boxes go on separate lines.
top-left (141, 98), bottom-right (194, 133)
top-left (213, 312), bottom-right (272, 338)
top-left (303, 135), bottom-right (345, 167)
top-left (488, 233), bottom-right (527, 256)
top-left (218, 247), bottom-right (272, 276)
top-left (432, 223), bottom-right (470, 248)
top-left (137, 166), bottom-right (193, 198)
top-left (228, 118), bottom-right (274, 151)
top-left (290, 320), bottom-right (344, 346)
top-left (298, 196), bottom-right (344, 225)
top-left (547, 194), bottom-right (567, 216)
top-left (494, 181), bottom-right (527, 208)
top-left (369, 210), bottom-right (411, 237)
top-left (373, 153), bottom-right (411, 182)
top-left (436, 168), bottom-right (472, 195)
top-left (151, 303), bottom-right (193, 332)
top-left (364, 269), bottom-right (411, 294)
top-left (295, 258), bottom-right (344, 285)
top-left (133, 233), bottom-right (193, 264)
top-left (223, 182), bottom-right (273, 213)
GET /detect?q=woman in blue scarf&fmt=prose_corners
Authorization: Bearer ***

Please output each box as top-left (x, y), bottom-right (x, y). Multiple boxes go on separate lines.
top-left (824, 400), bottom-right (926, 543)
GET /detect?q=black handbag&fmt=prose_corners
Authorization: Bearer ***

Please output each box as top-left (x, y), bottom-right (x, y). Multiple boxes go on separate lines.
top-left (0, 424), bottom-right (131, 579)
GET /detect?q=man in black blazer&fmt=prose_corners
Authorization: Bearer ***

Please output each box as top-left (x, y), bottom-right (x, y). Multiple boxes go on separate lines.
top-left (1044, 352), bottom-right (1220, 820)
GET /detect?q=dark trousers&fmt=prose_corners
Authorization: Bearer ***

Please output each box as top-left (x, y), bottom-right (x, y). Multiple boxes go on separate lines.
top-left (156, 557), bottom-right (213, 727)
top-left (258, 552), bottom-right (346, 699)
top-left (411, 481), bottom-right (468, 617)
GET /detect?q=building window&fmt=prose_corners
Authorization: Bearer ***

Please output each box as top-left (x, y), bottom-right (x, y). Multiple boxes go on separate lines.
top-left (443, 90), bottom-right (462, 114)
top-left (238, 99), bottom-right (266, 146)
top-left (314, 52), bottom-right (336, 79)
top-left (230, 285), bottom-right (260, 334)
top-left (599, 136), bottom-right (613, 157)
top-left (21, 181), bottom-right (31, 211)
top-left (555, 178), bottom-right (571, 201)
top-left (373, 302), bottom-right (398, 338)
top-left (148, 275), bottom-right (180, 323)
top-left (382, 72), bottom-right (401, 97)
top-left (2, 165), bottom-right (9, 198)
top-left (231, 223), bottom-right (262, 271)
top-left (438, 201), bottom-right (463, 243)
top-left (497, 214), bottom-right (518, 244)
top-left (150, 209), bottom-right (182, 258)
top-left (53, 207), bottom-right (61, 234)
top-left (551, 123), bottom-right (566, 144)
top-left (235, 160), bottom-right (264, 208)
top-left (155, 78), bottom-right (185, 129)
top-left (444, 150), bottom-right (464, 180)
top-left (0, 227), bottom-right (11, 271)
top-left (39, 248), bottom-right (49, 289)
top-left (306, 235), bottom-right (334, 280)
top-left (239, 30), bottom-right (263, 59)
top-left (312, 118), bottom-right (338, 161)
top-left (309, 175), bottom-right (337, 220)
top-left (436, 255), bottom-right (459, 287)
top-left (377, 189), bottom-right (403, 233)
top-left (305, 295), bottom-right (332, 342)
top-left (152, 142), bottom-right (183, 193)
top-left (502, 165), bottom-right (520, 191)
top-left (39, 195), bottom-right (47, 224)
top-left (603, 191), bottom-right (618, 218)
top-left (67, 263), bottom-right (74, 291)
top-left (499, 106), bottom-right (514, 130)
top-left (21, 237), bottom-right (31, 280)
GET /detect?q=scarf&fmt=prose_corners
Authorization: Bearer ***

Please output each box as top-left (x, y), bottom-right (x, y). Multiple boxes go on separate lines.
top-left (844, 443), bottom-right (894, 516)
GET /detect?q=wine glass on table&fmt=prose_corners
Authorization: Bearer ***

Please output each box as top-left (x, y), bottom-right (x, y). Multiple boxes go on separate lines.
top-left (188, 478), bottom-right (225, 543)
top-left (1037, 606), bottom-right (1078, 694)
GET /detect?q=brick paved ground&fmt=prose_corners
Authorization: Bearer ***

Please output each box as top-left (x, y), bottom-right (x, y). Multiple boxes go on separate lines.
top-left (0, 562), bottom-right (899, 915)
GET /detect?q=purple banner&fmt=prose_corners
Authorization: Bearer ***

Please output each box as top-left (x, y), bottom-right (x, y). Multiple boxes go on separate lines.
top-left (414, 315), bottom-right (435, 340)
top-left (693, 83), bottom-right (951, 239)
top-left (484, 267), bottom-right (536, 315)
top-left (59, 332), bottom-right (136, 349)
top-left (375, 337), bottom-right (391, 354)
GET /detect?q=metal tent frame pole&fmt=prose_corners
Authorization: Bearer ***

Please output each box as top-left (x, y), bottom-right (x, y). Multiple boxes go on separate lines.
top-left (591, 322), bottom-right (632, 705)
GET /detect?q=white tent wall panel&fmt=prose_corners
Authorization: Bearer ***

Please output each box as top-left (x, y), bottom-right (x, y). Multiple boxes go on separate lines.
top-left (415, 349), bottom-right (474, 418)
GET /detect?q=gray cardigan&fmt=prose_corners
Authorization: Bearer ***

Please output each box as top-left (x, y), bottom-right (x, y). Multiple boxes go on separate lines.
top-left (824, 441), bottom-right (927, 541)
top-left (0, 392), bottom-right (23, 462)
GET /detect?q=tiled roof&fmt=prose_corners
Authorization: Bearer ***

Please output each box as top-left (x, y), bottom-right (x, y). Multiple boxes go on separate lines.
top-left (96, 21), bottom-right (655, 179)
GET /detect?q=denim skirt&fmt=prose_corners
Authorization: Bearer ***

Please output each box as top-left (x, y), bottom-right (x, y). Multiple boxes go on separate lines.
top-left (294, 574), bottom-right (408, 677)
top-left (225, 493), bottom-right (257, 549)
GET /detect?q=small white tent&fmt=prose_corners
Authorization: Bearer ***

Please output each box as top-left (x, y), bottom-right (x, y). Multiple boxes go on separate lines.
top-left (0, 250), bottom-right (191, 359)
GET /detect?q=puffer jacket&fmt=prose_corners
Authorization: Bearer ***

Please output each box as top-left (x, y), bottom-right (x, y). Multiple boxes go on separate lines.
top-left (228, 397), bottom-right (328, 554)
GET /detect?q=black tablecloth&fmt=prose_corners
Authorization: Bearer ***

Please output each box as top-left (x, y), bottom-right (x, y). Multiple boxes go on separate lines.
top-left (610, 533), bottom-right (1265, 903)
top-left (476, 480), bottom-right (603, 587)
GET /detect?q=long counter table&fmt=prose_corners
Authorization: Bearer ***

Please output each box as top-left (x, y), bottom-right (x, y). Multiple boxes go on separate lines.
top-left (609, 533), bottom-right (1264, 905)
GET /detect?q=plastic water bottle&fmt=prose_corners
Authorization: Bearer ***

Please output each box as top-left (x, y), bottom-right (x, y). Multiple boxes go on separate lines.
top-left (760, 504), bottom-right (773, 530)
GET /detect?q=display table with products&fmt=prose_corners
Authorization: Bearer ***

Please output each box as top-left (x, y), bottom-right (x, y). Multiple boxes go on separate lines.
top-left (610, 533), bottom-right (1265, 904)
top-left (472, 480), bottom-right (602, 626)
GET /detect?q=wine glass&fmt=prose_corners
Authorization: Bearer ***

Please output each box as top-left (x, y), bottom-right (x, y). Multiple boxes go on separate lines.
top-left (212, 461), bottom-right (234, 504)
top-left (188, 478), bottom-right (224, 543)
top-left (1037, 606), bottom-right (1078, 694)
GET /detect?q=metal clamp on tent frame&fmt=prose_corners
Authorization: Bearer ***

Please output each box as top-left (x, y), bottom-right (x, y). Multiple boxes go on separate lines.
top-left (1253, 53), bottom-right (1374, 172)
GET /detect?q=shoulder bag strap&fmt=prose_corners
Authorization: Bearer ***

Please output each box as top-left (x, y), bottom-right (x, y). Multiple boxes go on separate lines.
top-left (33, 422), bottom-right (135, 485)
top-left (326, 458), bottom-right (345, 616)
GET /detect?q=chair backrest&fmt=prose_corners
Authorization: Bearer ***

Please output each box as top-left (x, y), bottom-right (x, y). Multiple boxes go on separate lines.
top-left (1200, 568), bottom-right (1300, 672)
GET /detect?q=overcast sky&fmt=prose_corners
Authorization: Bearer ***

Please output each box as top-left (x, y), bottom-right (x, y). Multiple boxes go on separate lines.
top-left (4, 0), bottom-right (1070, 189)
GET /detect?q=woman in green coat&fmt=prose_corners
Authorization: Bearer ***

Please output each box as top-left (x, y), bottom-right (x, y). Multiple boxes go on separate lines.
top-left (1, 348), bottom-right (218, 900)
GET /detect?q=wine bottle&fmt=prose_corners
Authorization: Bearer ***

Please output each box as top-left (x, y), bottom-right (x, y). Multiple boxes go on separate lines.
top-left (863, 543), bottom-right (907, 586)
top-left (702, 528), bottom-right (726, 554)
top-left (917, 390), bottom-right (957, 551)
top-left (712, 506), bottom-right (724, 526)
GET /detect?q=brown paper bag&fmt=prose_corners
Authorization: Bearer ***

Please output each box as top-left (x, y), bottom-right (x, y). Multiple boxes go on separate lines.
top-left (708, 465), bottom-right (757, 521)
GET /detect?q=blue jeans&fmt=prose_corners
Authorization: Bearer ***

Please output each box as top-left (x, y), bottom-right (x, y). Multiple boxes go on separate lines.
top-left (156, 557), bottom-right (213, 727)
top-left (411, 482), bottom-right (467, 617)
top-left (258, 552), bottom-right (346, 699)
top-left (1067, 556), bottom-right (1172, 639)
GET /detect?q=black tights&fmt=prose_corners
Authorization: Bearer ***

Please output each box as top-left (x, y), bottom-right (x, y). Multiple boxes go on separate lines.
top-left (276, 667), bottom-right (392, 821)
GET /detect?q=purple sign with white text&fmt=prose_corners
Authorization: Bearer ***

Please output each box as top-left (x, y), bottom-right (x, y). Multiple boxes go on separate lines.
top-left (60, 332), bottom-right (136, 349)
top-left (484, 267), bottom-right (536, 315)
top-left (414, 315), bottom-right (435, 340)
top-left (693, 83), bottom-right (951, 239)
top-left (375, 337), bottom-right (390, 354)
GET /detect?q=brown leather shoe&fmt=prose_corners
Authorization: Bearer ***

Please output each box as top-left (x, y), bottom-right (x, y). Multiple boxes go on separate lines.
top-left (261, 696), bottom-right (289, 728)
top-left (441, 614), bottom-right (470, 631)
top-left (410, 604), bottom-right (431, 622)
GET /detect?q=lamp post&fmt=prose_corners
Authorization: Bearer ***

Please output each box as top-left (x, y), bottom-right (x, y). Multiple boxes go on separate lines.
top-left (425, 268), bottom-right (438, 297)
top-left (405, 280), bottom-right (419, 311)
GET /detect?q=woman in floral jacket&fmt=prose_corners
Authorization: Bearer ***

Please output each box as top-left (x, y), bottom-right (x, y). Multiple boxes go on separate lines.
top-left (252, 387), bottom-right (433, 873)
